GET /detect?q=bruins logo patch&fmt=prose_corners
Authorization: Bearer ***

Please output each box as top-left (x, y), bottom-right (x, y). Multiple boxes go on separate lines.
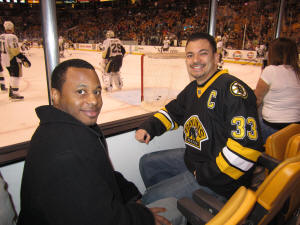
top-left (230, 81), bottom-right (248, 99)
top-left (184, 115), bottom-right (208, 151)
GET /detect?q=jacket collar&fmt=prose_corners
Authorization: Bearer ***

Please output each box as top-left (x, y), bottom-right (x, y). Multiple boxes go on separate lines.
top-left (35, 105), bottom-right (104, 138)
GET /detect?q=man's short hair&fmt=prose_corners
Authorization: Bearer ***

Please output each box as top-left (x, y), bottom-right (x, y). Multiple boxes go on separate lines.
top-left (51, 59), bottom-right (95, 92)
top-left (186, 32), bottom-right (217, 53)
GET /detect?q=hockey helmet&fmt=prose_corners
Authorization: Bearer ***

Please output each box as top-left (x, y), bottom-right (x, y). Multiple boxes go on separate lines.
top-left (106, 30), bottom-right (115, 38)
top-left (3, 21), bottom-right (14, 31)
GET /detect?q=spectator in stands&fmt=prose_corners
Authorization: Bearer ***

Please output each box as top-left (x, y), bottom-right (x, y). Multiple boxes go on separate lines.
top-left (17, 59), bottom-right (186, 225)
top-left (2, 0), bottom-right (299, 49)
top-left (255, 37), bottom-right (300, 143)
top-left (135, 32), bottom-right (263, 205)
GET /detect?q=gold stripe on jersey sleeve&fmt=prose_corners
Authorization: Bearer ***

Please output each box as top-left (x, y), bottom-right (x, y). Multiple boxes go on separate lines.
top-left (197, 69), bottom-right (228, 98)
top-left (102, 49), bottom-right (108, 59)
top-left (154, 108), bottom-right (178, 131)
top-left (227, 138), bottom-right (261, 162)
top-left (216, 152), bottom-right (244, 180)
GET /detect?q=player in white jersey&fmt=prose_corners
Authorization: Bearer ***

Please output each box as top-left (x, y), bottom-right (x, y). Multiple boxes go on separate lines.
top-left (162, 36), bottom-right (170, 52)
top-left (98, 42), bottom-right (104, 51)
top-left (0, 21), bottom-right (31, 100)
top-left (256, 43), bottom-right (266, 58)
top-left (0, 53), bottom-right (6, 92)
top-left (58, 36), bottom-right (65, 58)
top-left (20, 39), bottom-right (32, 56)
top-left (101, 30), bottom-right (126, 92)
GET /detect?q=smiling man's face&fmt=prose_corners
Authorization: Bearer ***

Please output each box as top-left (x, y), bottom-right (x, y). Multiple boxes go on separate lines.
top-left (52, 67), bottom-right (102, 126)
top-left (185, 38), bottom-right (218, 85)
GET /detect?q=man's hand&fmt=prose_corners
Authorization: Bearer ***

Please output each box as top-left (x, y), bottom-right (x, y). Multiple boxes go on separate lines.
top-left (135, 129), bottom-right (151, 144)
top-left (149, 207), bottom-right (172, 225)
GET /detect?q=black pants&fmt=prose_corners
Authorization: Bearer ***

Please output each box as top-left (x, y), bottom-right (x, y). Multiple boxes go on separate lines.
top-left (105, 55), bottom-right (123, 73)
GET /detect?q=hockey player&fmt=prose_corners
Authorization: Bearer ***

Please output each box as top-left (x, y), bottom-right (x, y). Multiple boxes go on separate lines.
top-left (0, 21), bottom-right (31, 100)
top-left (98, 42), bottom-right (104, 51)
top-left (256, 43), bottom-right (266, 58)
top-left (20, 39), bottom-right (31, 56)
top-left (162, 36), bottom-right (170, 53)
top-left (0, 55), bottom-right (7, 92)
top-left (58, 36), bottom-right (65, 58)
top-left (102, 30), bottom-right (126, 92)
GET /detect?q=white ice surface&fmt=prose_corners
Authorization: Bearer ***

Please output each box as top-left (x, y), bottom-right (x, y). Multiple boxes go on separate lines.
top-left (0, 48), bottom-right (261, 147)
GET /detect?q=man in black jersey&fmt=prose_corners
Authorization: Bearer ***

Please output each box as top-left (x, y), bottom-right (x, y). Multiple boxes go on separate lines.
top-left (135, 33), bottom-right (263, 205)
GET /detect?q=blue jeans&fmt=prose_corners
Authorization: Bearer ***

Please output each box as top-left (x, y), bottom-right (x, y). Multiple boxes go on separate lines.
top-left (259, 117), bottom-right (279, 144)
top-left (140, 148), bottom-right (227, 205)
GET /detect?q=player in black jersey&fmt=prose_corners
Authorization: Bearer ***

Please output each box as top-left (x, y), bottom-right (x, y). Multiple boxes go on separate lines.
top-left (135, 33), bottom-right (263, 204)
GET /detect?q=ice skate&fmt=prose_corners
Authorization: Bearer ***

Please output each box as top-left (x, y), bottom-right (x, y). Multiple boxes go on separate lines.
top-left (9, 88), bottom-right (24, 101)
top-left (9, 92), bottom-right (24, 101)
top-left (1, 84), bottom-right (8, 92)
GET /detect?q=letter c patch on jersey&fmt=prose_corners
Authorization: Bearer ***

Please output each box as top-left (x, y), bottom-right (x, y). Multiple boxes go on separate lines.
top-left (230, 81), bottom-right (248, 99)
top-left (184, 115), bottom-right (208, 151)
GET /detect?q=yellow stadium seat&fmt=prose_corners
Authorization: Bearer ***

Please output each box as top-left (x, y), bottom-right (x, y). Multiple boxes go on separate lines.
top-left (177, 154), bottom-right (300, 225)
top-left (265, 127), bottom-right (300, 221)
top-left (285, 134), bottom-right (300, 159)
top-left (280, 134), bottom-right (300, 221)
top-left (265, 123), bottom-right (300, 161)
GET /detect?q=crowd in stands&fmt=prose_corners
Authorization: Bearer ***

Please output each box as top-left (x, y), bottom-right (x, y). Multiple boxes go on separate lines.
top-left (0, 0), bottom-right (299, 50)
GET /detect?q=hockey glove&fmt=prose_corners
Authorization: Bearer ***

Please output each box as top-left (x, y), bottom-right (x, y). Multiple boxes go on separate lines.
top-left (16, 53), bottom-right (31, 68)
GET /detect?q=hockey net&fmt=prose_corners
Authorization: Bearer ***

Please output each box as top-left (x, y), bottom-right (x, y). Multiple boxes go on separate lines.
top-left (140, 53), bottom-right (191, 111)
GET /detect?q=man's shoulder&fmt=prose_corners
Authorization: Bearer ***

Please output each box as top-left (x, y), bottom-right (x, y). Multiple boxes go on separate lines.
top-left (30, 122), bottom-right (97, 160)
top-left (213, 72), bottom-right (254, 100)
top-left (6, 33), bottom-right (17, 38)
top-left (217, 72), bottom-right (251, 88)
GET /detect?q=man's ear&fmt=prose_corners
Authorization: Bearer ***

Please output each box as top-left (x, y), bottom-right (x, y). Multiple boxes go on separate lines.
top-left (51, 88), bottom-right (60, 106)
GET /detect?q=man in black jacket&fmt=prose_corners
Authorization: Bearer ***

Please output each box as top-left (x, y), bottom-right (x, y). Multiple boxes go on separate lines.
top-left (17, 59), bottom-right (186, 225)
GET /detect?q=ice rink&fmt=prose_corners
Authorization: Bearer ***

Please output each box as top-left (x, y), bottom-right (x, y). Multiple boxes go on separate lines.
top-left (0, 48), bottom-right (262, 147)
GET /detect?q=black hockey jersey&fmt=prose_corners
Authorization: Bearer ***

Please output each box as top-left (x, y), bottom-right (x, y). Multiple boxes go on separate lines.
top-left (139, 70), bottom-right (263, 198)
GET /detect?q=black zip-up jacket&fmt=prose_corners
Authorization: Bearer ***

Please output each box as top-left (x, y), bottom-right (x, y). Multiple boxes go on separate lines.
top-left (17, 105), bottom-right (154, 225)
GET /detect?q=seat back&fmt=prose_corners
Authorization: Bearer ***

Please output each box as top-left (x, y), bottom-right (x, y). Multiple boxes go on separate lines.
top-left (282, 134), bottom-right (300, 220)
top-left (249, 155), bottom-right (300, 225)
top-left (265, 124), bottom-right (300, 161)
top-left (284, 134), bottom-right (300, 159)
top-left (206, 187), bottom-right (256, 225)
